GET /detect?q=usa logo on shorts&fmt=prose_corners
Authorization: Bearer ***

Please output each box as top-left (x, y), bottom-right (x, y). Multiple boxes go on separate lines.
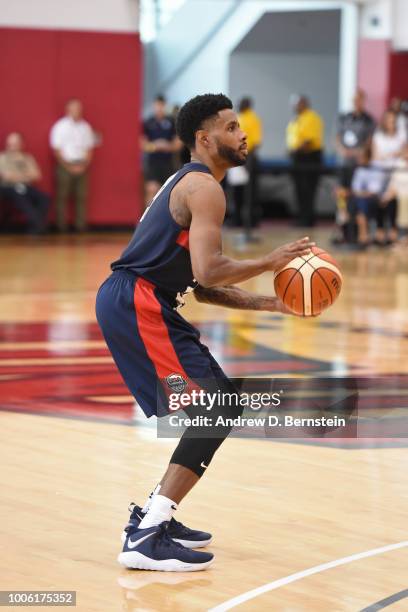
top-left (166, 373), bottom-right (187, 393)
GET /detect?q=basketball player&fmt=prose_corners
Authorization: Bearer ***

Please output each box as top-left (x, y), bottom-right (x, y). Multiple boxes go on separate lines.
top-left (96, 94), bottom-right (314, 571)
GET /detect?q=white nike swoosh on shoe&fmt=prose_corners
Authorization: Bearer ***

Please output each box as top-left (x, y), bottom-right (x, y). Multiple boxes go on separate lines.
top-left (200, 461), bottom-right (208, 469)
top-left (127, 531), bottom-right (156, 550)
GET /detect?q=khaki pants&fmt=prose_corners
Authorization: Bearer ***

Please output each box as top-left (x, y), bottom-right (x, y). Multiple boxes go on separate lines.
top-left (397, 195), bottom-right (408, 229)
top-left (55, 164), bottom-right (88, 231)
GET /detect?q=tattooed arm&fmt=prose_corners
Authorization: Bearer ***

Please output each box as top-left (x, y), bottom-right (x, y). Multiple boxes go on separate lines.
top-left (194, 285), bottom-right (292, 314)
top-left (186, 173), bottom-right (314, 287)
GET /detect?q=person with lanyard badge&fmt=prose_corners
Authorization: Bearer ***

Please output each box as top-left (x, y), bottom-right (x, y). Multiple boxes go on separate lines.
top-left (334, 89), bottom-right (376, 244)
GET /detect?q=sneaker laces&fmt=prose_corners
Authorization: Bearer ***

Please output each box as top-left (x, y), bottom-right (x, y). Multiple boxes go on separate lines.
top-left (169, 517), bottom-right (191, 535)
top-left (125, 505), bottom-right (194, 540)
top-left (130, 509), bottom-right (143, 521)
top-left (157, 522), bottom-right (186, 549)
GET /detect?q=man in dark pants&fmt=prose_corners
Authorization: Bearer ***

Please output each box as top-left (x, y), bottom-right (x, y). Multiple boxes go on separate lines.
top-left (0, 132), bottom-right (49, 234)
top-left (287, 95), bottom-right (324, 227)
top-left (230, 97), bottom-right (262, 230)
top-left (142, 95), bottom-right (180, 207)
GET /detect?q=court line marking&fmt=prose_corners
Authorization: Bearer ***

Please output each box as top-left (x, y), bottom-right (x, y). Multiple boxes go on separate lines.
top-left (360, 588), bottom-right (408, 611)
top-left (209, 540), bottom-right (408, 612)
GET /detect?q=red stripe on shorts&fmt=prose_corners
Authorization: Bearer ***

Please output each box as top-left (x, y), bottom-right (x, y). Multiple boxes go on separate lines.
top-left (133, 277), bottom-right (199, 408)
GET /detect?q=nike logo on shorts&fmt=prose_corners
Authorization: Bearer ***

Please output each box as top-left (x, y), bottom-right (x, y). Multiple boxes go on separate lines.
top-left (200, 461), bottom-right (208, 469)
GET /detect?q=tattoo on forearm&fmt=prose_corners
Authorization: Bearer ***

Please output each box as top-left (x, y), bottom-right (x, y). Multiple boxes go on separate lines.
top-left (194, 285), bottom-right (270, 310)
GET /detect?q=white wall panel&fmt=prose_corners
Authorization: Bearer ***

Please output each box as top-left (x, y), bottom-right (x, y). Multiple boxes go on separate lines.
top-left (359, 0), bottom-right (392, 40)
top-left (393, 0), bottom-right (408, 50)
top-left (0, 0), bottom-right (139, 32)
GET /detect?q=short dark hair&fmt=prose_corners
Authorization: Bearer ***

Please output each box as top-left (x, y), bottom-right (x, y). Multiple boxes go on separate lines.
top-left (155, 94), bottom-right (166, 103)
top-left (239, 97), bottom-right (252, 112)
top-left (176, 93), bottom-right (233, 149)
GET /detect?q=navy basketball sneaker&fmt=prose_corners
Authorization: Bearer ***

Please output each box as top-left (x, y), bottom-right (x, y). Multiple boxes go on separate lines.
top-left (121, 504), bottom-right (212, 548)
top-left (118, 521), bottom-right (214, 571)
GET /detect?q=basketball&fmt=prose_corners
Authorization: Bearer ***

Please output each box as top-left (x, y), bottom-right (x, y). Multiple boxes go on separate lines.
top-left (274, 246), bottom-right (342, 316)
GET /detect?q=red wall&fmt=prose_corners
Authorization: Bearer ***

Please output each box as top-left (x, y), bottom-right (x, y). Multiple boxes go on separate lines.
top-left (0, 27), bottom-right (142, 226)
top-left (358, 40), bottom-right (408, 118)
top-left (389, 51), bottom-right (408, 102)
top-left (357, 39), bottom-right (391, 120)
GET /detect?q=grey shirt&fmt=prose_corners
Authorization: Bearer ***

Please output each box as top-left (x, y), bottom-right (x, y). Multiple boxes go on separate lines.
top-left (337, 111), bottom-right (376, 152)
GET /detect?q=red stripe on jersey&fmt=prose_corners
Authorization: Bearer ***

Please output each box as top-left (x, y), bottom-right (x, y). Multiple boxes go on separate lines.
top-left (133, 277), bottom-right (199, 409)
top-left (176, 230), bottom-right (189, 250)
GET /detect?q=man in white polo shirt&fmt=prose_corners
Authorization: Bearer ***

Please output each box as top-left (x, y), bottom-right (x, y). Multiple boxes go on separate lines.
top-left (50, 99), bottom-right (94, 232)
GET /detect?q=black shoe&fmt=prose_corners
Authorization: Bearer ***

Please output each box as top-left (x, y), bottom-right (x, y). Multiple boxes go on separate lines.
top-left (121, 504), bottom-right (212, 549)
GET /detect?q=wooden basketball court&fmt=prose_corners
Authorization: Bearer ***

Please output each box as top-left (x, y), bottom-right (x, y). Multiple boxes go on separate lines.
top-left (1, 227), bottom-right (408, 611)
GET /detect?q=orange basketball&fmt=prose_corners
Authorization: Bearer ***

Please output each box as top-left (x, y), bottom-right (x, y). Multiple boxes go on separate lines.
top-left (274, 246), bottom-right (342, 316)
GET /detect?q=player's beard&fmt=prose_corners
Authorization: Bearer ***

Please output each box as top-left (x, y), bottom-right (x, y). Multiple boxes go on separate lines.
top-left (216, 140), bottom-right (247, 166)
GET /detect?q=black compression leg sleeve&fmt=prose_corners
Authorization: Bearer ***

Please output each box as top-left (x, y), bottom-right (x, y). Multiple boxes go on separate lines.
top-left (170, 434), bottom-right (228, 477)
top-left (169, 382), bottom-right (244, 477)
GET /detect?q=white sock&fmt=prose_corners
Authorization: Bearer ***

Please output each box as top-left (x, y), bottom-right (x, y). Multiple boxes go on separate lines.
top-left (141, 483), bottom-right (161, 514)
top-left (138, 494), bottom-right (178, 529)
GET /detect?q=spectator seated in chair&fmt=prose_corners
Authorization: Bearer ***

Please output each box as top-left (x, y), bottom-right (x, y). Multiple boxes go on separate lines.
top-left (380, 144), bottom-right (408, 246)
top-left (350, 147), bottom-right (388, 250)
top-left (0, 132), bottom-right (49, 234)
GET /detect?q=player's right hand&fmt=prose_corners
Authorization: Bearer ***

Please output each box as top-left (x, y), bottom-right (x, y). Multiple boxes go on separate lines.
top-left (263, 237), bottom-right (315, 273)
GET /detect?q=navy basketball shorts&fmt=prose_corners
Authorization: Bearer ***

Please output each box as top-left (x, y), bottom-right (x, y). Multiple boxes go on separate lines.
top-left (95, 270), bottom-right (230, 418)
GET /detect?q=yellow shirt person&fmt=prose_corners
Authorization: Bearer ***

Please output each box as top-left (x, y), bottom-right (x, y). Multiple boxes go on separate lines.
top-left (287, 103), bottom-right (323, 152)
top-left (229, 98), bottom-right (262, 229)
top-left (238, 99), bottom-right (262, 153)
top-left (286, 96), bottom-right (323, 227)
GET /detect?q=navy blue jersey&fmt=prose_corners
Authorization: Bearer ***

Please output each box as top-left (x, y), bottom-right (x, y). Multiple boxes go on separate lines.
top-left (143, 115), bottom-right (176, 164)
top-left (111, 162), bottom-right (212, 296)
